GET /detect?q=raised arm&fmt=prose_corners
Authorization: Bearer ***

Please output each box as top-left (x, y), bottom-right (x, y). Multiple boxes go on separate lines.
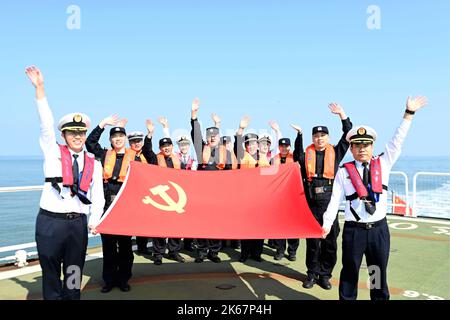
top-left (235, 116), bottom-right (250, 161)
top-left (269, 120), bottom-right (282, 156)
top-left (382, 96), bottom-right (428, 168)
top-left (158, 116), bottom-right (171, 138)
top-left (329, 103), bottom-right (353, 163)
top-left (25, 65), bottom-right (45, 100)
top-left (291, 124), bottom-right (304, 162)
top-left (86, 114), bottom-right (119, 159)
top-left (211, 113), bottom-right (221, 129)
top-left (25, 66), bottom-right (59, 157)
top-left (142, 119), bottom-right (157, 164)
top-left (190, 98), bottom-right (204, 161)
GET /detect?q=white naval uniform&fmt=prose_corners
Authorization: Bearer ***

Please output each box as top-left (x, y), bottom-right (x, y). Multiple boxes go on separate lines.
top-left (322, 118), bottom-right (412, 228)
top-left (36, 97), bottom-right (105, 226)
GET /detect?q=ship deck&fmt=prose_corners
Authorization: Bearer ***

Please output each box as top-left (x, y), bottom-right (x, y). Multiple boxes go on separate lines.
top-left (0, 215), bottom-right (449, 300)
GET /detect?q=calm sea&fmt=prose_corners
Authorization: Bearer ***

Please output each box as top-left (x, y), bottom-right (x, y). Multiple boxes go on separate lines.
top-left (0, 156), bottom-right (449, 254)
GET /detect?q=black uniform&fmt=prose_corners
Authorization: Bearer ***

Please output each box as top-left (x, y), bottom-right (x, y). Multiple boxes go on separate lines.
top-left (234, 133), bottom-right (263, 261)
top-left (141, 136), bottom-right (184, 261)
top-left (190, 118), bottom-right (236, 261)
top-left (294, 118), bottom-right (352, 281)
top-left (86, 125), bottom-right (136, 288)
top-left (273, 155), bottom-right (300, 260)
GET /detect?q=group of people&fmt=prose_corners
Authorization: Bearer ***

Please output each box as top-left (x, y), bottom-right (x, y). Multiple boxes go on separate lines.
top-left (26, 65), bottom-right (427, 301)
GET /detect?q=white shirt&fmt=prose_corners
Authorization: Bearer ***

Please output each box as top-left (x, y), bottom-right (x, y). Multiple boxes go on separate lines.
top-left (36, 97), bottom-right (105, 226)
top-left (322, 119), bottom-right (412, 230)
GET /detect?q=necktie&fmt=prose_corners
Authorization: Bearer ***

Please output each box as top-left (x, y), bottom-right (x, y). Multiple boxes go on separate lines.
top-left (71, 154), bottom-right (79, 196)
top-left (362, 162), bottom-right (376, 214)
top-left (183, 155), bottom-right (187, 164)
top-left (362, 162), bottom-right (369, 186)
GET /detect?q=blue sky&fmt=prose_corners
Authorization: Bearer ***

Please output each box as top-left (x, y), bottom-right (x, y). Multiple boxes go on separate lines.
top-left (1, 0), bottom-right (449, 156)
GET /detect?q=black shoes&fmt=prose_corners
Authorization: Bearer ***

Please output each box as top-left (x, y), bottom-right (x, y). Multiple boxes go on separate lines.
top-left (101, 282), bottom-right (130, 293)
top-left (287, 255), bottom-right (297, 261)
top-left (274, 252), bottom-right (284, 261)
top-left (208, 254), bottom-right (221, 263)
top-left (239, 254), bottom-right (249, 262)
top-left (169, 252), bottom-right (186, 263)
top-left (317, 277), bottom-right (332, 290)
top-left (101, 284), bottom-right (114, 293)
top-left (154, 256), bottom-right (163, 265)
top-left (253, 256), bottom-right (263, 262)
top-left (302, 276), bottom-right (316, 289)
top-left (195, 252), bottom-right (221, 263)
top-left (118, 282), bottom-right (131, 292)
top-left (302, 276), bottom-right (332, 290)
top-left (195, 256), bottom-right (205, 263)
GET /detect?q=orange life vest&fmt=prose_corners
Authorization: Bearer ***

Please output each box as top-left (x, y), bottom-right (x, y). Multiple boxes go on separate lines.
top-left (135, 151), bottom-right (148, 164)
top-left (273, 152), bottom-right (294, 165)
top-left (305, 144), bottom-right (335, 182)
top-left (103, 148), bottom-right (136, 182)
top-left (202, 145), bottom-right (237, 170)
top-left (240, 151), bottom-right (271, 169)
top-left (157, 152), bottom-right (181, 169)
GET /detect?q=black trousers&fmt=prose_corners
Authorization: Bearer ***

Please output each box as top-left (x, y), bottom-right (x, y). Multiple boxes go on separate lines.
top-left (274, 238), bottom-right (299, 256)
top-left (136, 236), bottom-right (149, 251)
top-left (152, 237), bottom-right (182, 257)
top-left (183, 238), bottom-right (195, 249)
top-left (101, 234), bottom-right (134, 285)
top-left (240, 240), bottom-right (263, 258)
top-left (305, 199), bottom-right (340, 279)
top-left (339, 218), bottom-right (390, 300)
top-left (35, 209), bottom-right (88, 300)
top-left (196, 239), bottom-right (222, 257)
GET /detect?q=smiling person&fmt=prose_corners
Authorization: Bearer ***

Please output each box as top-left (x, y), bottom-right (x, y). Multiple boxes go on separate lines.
top-left (291, 102), bottom-right (352, 290)
top-left (321, 96), bottom-right (428, 300)
top-left (25, 66), bottom-right (105, 300)
top-left (85, 114), bottom-right (136, 293)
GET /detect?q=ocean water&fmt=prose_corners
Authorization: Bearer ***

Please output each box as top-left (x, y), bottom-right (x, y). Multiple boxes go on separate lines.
top-left (0, 156), bottom-right (449, 254)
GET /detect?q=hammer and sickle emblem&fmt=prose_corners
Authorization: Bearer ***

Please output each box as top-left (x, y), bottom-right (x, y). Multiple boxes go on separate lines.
top-left (142, 181), bottom-right (187, 213)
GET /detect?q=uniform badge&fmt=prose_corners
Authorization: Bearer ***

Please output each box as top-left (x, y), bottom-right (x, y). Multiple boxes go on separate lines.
top-left (358, 127), bottom-right (366, 135)
top-left (73, 114), bottom-right (82, 123)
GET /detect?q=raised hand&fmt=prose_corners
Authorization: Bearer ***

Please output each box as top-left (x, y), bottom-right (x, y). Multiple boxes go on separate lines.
top-left (158, 116), bottom-right (169, 128)
top-left (100, 114), bottom-right (120, 129)
top-left (328, 102), bottom-right (347, 120)
top-left (328, 102), bottom-right (344, 115)
top-left (146, 119), bottom-right (155, 134)
top-left (290, 123), bottom-right (303, 133)
top-left (117, 118), bottom-right (128, 128)
top-left (406, 96), bottom-right (428, 112)
top-left (25, 65), bottom-right (44, 88)
top-left (192, 98), bottom-right (200, 112)
top-left (269, 120), bottom-right (280, 132)
top-left (211, 113), bottom-right (221, 127)
top-left (239, 116), bottom-right (251, 129)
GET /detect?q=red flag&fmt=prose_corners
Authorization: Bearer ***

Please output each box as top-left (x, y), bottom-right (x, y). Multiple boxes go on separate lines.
top-left (393, 195), bottom-right (412, 216)
top-left (96, 161), bottom-right (322, 239)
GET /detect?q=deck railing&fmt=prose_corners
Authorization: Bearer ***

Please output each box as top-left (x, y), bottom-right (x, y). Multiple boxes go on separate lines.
top-left (0, 171), bottom-right (449, 265)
